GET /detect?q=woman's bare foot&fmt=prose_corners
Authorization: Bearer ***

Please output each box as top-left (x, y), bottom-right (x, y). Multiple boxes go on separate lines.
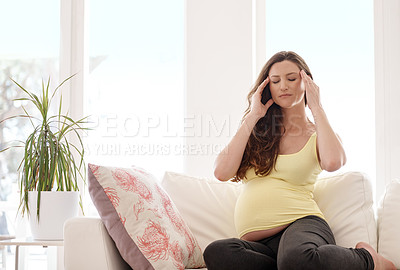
top-left (356, 242), bottom-right (396, 270)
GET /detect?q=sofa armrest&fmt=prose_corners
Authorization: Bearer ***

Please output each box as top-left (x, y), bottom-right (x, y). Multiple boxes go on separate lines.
top-left (64, 217), bottom-right (130, 270)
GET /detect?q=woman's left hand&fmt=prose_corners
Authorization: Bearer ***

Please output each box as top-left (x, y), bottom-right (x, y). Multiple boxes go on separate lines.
top-left (300, 69), bottom-right (322, 112)
top-left (300, 70), bottom-right (346, 171)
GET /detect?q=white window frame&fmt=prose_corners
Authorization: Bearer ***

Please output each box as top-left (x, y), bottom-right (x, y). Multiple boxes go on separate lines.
top-left (59, 0), bottom-right (88, 195)
top-left (374, 0), bottom-right (400, 201)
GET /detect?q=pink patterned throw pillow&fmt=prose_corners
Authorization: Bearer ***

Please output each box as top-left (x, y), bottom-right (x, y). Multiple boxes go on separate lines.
top-left (88, 163), bottom-right (205, 269)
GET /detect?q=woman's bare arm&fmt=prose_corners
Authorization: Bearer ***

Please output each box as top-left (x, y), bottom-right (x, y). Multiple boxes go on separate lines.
top-left (312, 107), bottom-right (346, 171)
top-left (214, 114), bottom-right (260, 181)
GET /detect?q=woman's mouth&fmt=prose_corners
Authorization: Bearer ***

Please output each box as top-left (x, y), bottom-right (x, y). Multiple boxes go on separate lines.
top-left (279, 94), bottom-right (292, 98)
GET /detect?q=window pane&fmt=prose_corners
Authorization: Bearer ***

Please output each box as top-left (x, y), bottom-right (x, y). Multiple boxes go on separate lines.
top-left (0, 0), bottom-right (60, 237)
top-left (265, 1), bottom-right (375, 183)
top-left (85, 0), bottom-right (184, 180)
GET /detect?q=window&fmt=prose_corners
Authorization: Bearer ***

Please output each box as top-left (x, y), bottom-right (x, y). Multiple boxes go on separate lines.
top-left (266, 0), bottom-right (375, 186)
top-left (0, 0), bottom-right (60, 261)
top-left (84, 0), bottom-right (184, 180)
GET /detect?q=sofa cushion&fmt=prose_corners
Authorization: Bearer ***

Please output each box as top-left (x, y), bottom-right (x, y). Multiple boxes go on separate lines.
top-left (313, 171), bottom-right (377, 249)
top-left (162, 171), bottom-right (377, 252)
top-left (162, 171), bottom-right (242, 252)
top-left (377, 178), bottom-right (400, 268)
top-left (88, 164), bottom-right (205, 269)
top-left (64, 217), bottom-right (131, 270)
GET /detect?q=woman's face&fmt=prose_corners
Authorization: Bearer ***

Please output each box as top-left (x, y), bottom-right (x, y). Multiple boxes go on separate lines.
top-left (268, 60), bottom-right (305, 109)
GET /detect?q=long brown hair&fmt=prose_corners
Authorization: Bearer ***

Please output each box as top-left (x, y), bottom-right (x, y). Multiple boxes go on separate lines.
top-left (233, 51), bottom-right (313, 182)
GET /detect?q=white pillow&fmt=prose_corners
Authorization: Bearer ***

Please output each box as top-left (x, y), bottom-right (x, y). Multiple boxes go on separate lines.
top-left (161, 171), bottom-right (242, 252)
top-left (377, 178), bottom-right (400, 268)
top-left (314, 171), bottom-right (377, 249)
top-left (163, 171), bottom-right (377, 253)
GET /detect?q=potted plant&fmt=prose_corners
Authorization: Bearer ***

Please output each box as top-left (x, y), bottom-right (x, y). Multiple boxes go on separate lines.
top-left (0, 75), bottom-right (88, 240)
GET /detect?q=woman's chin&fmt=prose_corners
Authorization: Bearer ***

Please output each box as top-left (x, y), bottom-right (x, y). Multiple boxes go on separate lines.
top-left (276, 100), bottom-right (305, 110)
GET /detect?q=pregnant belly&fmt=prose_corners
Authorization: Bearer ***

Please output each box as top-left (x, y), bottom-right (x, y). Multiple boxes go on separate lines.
top-left (234, 179), bottom-right (322, 240)
top-left (240, 223), bottom-right (289, 241)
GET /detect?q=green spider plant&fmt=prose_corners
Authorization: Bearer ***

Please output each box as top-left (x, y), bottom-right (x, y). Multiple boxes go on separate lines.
top-left (0, 75), bottom-right (89, 219)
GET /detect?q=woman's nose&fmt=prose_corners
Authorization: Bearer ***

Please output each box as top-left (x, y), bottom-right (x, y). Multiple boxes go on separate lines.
top-left (280, 81), bottom-right (288, 90)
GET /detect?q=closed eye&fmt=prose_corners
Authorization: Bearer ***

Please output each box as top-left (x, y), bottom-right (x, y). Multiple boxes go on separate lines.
top-left (288, 78), bottom-right (296, 82)
top-left (272, 80), bottom-right (280, 84)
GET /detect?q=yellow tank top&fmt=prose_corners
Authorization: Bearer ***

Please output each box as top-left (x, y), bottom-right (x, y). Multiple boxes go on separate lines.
top-left (234, 132), bottom-right (324, 238)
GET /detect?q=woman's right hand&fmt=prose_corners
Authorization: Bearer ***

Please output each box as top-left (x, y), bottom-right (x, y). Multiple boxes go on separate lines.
top-left (249, 77), bottom-right (274, 120)
top-left (214, 77), bottom-right (274, 181)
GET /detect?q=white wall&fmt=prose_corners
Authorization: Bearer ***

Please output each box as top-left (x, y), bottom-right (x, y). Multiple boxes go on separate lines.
top-left (374, 0), bottom-right (400, 201)
top-left (184, 0), bottom-right (266, 178)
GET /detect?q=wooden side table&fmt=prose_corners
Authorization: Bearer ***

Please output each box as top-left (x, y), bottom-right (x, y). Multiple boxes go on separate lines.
top-left (0, 237), bottom-right (63, 270)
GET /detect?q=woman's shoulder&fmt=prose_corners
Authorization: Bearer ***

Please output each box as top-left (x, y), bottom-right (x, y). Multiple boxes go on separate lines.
top-left (304, 122), bottom-right (316, 136)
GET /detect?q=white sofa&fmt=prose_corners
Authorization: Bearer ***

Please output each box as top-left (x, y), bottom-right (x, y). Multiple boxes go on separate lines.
top-left (64, 171), bottom-right (400, 270)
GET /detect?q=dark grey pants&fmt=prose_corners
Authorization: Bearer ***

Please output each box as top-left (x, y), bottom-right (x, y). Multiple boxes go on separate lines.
top-left (203, 215), bottom-right (374, 270)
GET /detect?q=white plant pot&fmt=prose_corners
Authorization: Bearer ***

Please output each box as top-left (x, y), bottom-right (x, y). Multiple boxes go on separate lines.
top-left (27, 191), bottom-right (79, 240)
